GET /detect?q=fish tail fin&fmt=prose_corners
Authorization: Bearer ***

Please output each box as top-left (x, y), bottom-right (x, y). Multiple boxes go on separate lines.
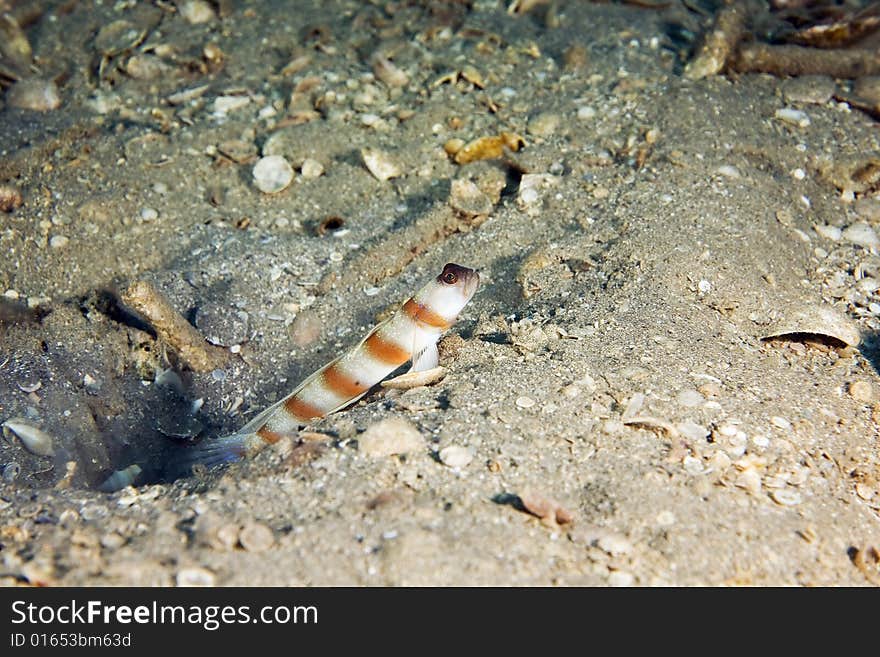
top-left (175, 432), bottom-right (253, 474)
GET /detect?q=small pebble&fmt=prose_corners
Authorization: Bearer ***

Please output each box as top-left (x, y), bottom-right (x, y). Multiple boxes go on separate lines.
top-left (140, 207), bottom-right (158, 221)
top-left (597, 532), bottom-right (633, 556)
top-left (0, 185), bottom-right (23, 212)
top-left (751, 434), bottom-right (770, 448)
top-left (608, 571), bottom-right (634, 587)
top-left (774, 107), bottom-right (810, 127)
top-left (656, 510), bottom-right (675, 526)
top-left (683, 456), bottom-right (704, 475)
top-left (849, 381), bottom-right (873, 403)
top-left (717, 165), bottom-right (741, 179)
top-left (842, 223), bottom-right (880, 249)
top-left (576, 106), bottom-right (596, 120)
top-left (439, 445), bottom-right (474, 469)
top-left (770, 416), bottom-right (791, 430)
top-left (527, 112), bottom-right (561, 137)
top-left (515, 396), bottom-right (536, 409)
top-left (100, 532), bottom-right (126, 550)
top-left (176, 567), bottom-right (216, 587)
top-left (560, 384), bottom-right (581, 398)
top-left (179, 0), bottom-right (216, 24)
top-left (780, 75), bottom-right (835, 105)
top-left (7, 78), bottom-right (61, 112)
top-left (253, 155), bottom-right (294, 194)
top-left (239, 521), bottom-right (275, 552)
top-left (49, 235), bottom-right (69, 249)
top-left (361, 148), bottom-right (402, 182)
top-left (735, 469), bottom-right (762, 496)
top-left (697, 382), bottom-right (721, 398)
top-left (300, 158), bottom-right (324, 179)
top-left (814, 224), bottom-right (841, 241)
top-left (358, 417), bottom-right (424, 457)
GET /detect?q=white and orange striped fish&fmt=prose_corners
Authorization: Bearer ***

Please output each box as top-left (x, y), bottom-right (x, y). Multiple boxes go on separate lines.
top-left (182, 263), bottom-right (480, 469)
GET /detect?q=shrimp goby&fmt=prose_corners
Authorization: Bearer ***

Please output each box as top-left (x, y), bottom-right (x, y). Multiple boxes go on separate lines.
top-left (181, 263), bottom-right (480, 469)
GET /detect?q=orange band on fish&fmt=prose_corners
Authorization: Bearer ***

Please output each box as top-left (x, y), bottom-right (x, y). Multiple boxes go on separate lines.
top-left (403, 298), bottom-right (450, 329)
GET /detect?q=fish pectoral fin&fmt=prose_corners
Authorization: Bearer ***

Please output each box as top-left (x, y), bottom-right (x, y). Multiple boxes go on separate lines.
top-left (409, 342), bottom-right (439, 372)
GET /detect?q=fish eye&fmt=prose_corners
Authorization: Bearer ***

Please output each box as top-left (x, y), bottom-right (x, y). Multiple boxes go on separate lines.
top-left (442, 271), bottom-right (458, 285)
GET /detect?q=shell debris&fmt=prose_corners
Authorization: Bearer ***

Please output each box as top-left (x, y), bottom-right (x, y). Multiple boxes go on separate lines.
top-left (451, 132), bottom-right (525, 165)
top-left (2, 420), bottom-right (55, 457)
top-left (361, 148), bottom-right (402, 182)
top-left (761, 305), bottom-right (861, 348)
top-left (381, 366), bottom-right (447, 390)
top-left (97, 464), bottom-right (143, 493)
top-left (852, 545), bottom-right (880, 586)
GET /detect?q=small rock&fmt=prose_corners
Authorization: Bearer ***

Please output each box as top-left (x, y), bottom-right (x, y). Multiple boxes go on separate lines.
top-left (358, 417), bottom-right (424, 457)
top-left (7, 78), bottom-right (60, 111)
top-left (449, 178), bottom-right (493, 217)
top-left (675, 422), bottom-right (709, 442)
top-left (253, 155), bottom-right (294, 194)
top-left (683, 456), bottom-right (704, 475)
top-left (212, 95), bottom-right (250, 115)
top-left (100, 532), bottom-right (126, 550)
top-left (519, 489), bottom-right (573, 525)
top-left (239, 521), bottom-right (274, 552)
top-left (780, 75), bottom-right (835, 105)
top-left (717, 164), bottom-right (741, 179)
top-left (735, 469), bottom-right (762, 496)
top-left (125, 54), bottom-right (170, 80)
top-left (770, 416), bottom-right (791, 430)
top-left (439, 445), bottom-right (474, 469)
top-left (596, 532), bottom-right (633, 557)
top-left (527, 112), bottom-right (561, 137)
top-left (814, 224), bottom-right (842, 241)
top-left (140, 207), bottom-right (159, 221)
top-left (697, 382), bottom-right (721, 398)
top-left (656, 510), bottom-right (676, 526)
top-left (48, 235), bottom-right (69, 249)
top-left (300, 158), bottom-right (324, 179)
top-left (0, 185), bottom-right (23, 212)
top-left (842, 223), bottom-right (880, 249)
top-left (849, 380), bottom-right (873, 403)
top-left (176, 566), bottom-right (216, 587)
top-left (178, 0), bottom-right (216, 24)
top-left (515, 396), bottom-right (536, 409)
top-left (361, 148), bottom-right (402, 182)
top-left (576, 106), bottom-right (596, 120)
top-left (608, 570), bottom-right (634, 587)
top-left (774, 107), bottom-right (810, 127)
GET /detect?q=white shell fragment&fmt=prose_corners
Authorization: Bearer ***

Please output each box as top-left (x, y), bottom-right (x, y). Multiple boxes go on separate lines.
top-left (361, 148), bottom-right (402, 182)
top-left (2, 420), bottom-right (55, 457)
top-left (770, 488), bottom-right (802, 507)
top-left (439, 445), bottom-right (474, 469)
top-left (841, 223), bottom-right (880, 250)
top-left (761, 305), bottom-right (860, 347)
top-left (381, 366), bottom-right (447, 389)
top-left (252, 155), bottom-right (294, 194)
top-left (774, 108), bottom-right (810, 128)
top-left (97, 464), bottom-right (142, 493)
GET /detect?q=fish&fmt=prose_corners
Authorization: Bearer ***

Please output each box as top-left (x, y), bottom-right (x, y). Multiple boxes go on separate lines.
top-left (180, 263), bottom-right (480, 470)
